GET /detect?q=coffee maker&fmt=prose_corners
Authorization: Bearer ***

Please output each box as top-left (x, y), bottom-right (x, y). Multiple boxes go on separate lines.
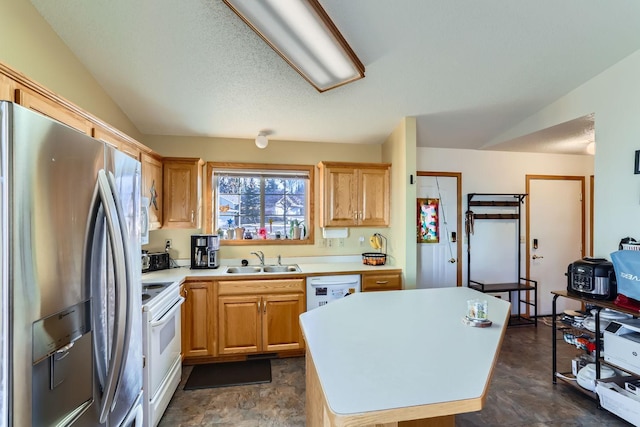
top-left (190, 234), bottom-right (220, 269)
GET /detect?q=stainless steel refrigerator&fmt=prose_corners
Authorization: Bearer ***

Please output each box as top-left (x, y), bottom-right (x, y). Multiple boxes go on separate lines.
top-left (0, 101), bottom-right (143, 426)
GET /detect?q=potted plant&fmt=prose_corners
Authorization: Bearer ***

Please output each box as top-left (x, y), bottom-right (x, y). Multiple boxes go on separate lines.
top-left (289, 219), bottom-right (305, 239)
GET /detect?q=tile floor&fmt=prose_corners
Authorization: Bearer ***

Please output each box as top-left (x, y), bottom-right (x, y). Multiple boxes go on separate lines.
top-left (159, 322), bottom-right (632, 426)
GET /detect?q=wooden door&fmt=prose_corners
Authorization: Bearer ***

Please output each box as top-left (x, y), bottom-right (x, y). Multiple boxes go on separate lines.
top-left (141, 152), bottom-right (163, 228)
top-left (262, 293), bottom-right (305, 352)
top-left (416, 173), bottom-right (462, 288)
top-left (527, 176), bottom-right (585, 315)
top-left (322, 165), bottom-right (357, 227)
top-left (359, 167), bottom-right (390, 227)
top-left (163, 158), bottom-right (202, 228)
top-left (218, 295), bottom-right (261, 354)
top-left (15, 88), bottom-right (92, 135)
top-left (182, 281), bottom-right (214, 358)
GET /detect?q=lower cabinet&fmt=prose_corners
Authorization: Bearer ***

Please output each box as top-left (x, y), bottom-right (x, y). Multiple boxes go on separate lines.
top-left (362, 270), bottom-right (403, 292)
top-left (217, 279), bottom-right (305, 356)
top-left (181, 280), bottom-right (215, 359)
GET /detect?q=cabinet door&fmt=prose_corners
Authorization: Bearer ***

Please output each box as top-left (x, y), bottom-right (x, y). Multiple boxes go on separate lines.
top-left (93, 126), bottom-right (141, 160)
top-left (362, 272), bottom-right (402, 292)
top-left (182, 281), bottom-right (215, 358)
top-left (322, 166), bottom-right (358, 227)
top-left (0, 74), bottom-right (16, 101)
top-left (218, 295), bottom-right (261, 355)
top-left (359, 167), bottom-right (390, 227)
top-left (15, 88), bottom-right (92, 135)
top-left (163, 158), bottom-right (203, 229)
top-left (141, 152), bottom-right (163, 229)
top-left (262, 293), bottom-right (305, 352)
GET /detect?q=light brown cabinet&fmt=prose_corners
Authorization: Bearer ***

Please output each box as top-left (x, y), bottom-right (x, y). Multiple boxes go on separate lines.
top-left (93, 125), bottom-right (141, 160)
top-left (217, 279), bottom-right (305, 356)
top-left (0, 74), bottom-right (16, 101)
top-left (141, 152), bottom-right (163, 229)
top-left (163, 157), bottom-right (203, 229)
top-left (362, 270), bottom-right (403, 292)
top-left (15, 87), bottom-right (92, 135)
top-left (181, 280), bottom-right (215, 359)
top-left (318, 161), bottom-right (390, 227)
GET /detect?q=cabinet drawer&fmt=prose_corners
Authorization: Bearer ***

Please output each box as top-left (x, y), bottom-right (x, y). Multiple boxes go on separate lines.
top-left (362, 273), bottom-right (402, 292)
top-left (218, 278), bottom-right (305, 295)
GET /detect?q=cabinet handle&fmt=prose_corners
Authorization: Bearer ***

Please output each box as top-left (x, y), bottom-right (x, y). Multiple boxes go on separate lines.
top-left (191, 210), bottom-right (195, 223)
top-left (359, 211), bottom-right (363, 220)
top-left (257, 300), bottom-right (261, 313)
top-left (182, 288), bottom-right (188, 298)
top-left (353, 211), bottom-right (358, 220)
top-left (263, 299), bottom-right (267, 314)
top-left (375, 281), bottom-right (389, 285)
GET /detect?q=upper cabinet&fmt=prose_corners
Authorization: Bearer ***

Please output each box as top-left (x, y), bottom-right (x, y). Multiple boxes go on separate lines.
top-left (0, 74), bottom-right (16, 101)
top-left (318, 161), bottom-right (391, 227)
top-left (141, 152), bottom-right (163, 229)
top-left (163, 157), bottom-right (204, 229)
top-left (15, 87), bottom-right (92, 135)
top-left (93, 125), bottom-right (142, 160)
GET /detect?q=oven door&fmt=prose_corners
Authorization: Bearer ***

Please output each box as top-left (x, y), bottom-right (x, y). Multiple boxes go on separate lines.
top-left (148, 296), bottom-right (184, 399)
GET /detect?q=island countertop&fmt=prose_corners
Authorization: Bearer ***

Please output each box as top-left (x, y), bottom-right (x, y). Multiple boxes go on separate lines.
top-left (299, 287), bottom-right (511, 427)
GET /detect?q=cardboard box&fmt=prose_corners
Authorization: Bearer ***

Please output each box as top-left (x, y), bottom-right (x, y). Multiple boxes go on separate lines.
top-left (596, 376), bottom-right (640, 425)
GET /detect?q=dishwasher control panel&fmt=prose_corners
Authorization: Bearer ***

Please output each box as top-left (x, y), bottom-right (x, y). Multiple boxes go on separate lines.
top-left (306, 275), bottom-right (361, 311)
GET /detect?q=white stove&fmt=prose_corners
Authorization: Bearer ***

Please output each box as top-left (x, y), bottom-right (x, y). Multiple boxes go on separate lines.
top-left (141, 281), bottom-right (184, 427)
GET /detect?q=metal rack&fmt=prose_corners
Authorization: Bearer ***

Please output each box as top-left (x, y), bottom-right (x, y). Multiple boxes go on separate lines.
top-left (466, 193), bottom-right (537, 326)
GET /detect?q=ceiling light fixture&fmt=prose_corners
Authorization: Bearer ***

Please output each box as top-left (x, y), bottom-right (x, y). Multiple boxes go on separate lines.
top-left (223, 0), bottom-right (365, 92)
top-left (255, 131), bottom-right (269, 149)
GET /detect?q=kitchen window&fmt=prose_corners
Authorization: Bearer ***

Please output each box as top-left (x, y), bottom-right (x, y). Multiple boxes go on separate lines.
top-left (206, 162), bottom-right (314, 245)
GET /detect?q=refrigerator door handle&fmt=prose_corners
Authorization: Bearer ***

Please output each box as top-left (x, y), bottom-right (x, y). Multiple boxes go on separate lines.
top-left (92, 169), bottom-right (131, 424)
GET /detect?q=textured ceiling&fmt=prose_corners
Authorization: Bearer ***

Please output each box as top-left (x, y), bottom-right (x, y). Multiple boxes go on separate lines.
top-left (29, 0), bottom-right (640, 154)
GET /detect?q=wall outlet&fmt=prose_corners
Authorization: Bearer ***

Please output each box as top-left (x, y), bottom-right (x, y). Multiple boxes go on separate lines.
top-left (327, 239), bottom-right (333, 248)
top-left (338, 238), bottom-right (345, 247)
top-left (318, 238), bottom-right (326, 248)
top-left (165, 239), bottom-right (172, 250)
top-left (359, 236), bottom-right (365, 246)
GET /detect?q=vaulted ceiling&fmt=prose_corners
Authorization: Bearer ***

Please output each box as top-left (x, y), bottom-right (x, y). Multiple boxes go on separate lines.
top-left (30, 1), bottom-right (640, 154)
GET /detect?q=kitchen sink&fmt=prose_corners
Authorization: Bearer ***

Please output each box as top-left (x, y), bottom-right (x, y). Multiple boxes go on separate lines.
top-left (225, 264), bottom-right (300, 274)
top-left (225, 266), bottom-right (263, 274)
top-left (263, 265), bottom-right (300, 273)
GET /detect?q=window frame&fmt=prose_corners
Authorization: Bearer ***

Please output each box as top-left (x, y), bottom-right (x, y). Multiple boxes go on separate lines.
top-left (205, 162), bottom-right (315, 245)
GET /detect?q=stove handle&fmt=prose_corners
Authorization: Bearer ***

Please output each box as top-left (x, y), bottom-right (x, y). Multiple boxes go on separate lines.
top-left (150, 297), bottom-right (185, 328)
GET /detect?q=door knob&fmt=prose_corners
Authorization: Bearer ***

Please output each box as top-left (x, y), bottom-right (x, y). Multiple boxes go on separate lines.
top-left (532, 254), bottom-right (544, 259)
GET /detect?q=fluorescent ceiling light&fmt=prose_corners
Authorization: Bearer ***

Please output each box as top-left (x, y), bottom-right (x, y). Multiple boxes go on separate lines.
top-left (223, 0), bottom-right (365, 92)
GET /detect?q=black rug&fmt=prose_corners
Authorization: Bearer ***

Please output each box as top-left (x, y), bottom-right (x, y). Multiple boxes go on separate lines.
top-left (184, 359), bottom-right (272, 390)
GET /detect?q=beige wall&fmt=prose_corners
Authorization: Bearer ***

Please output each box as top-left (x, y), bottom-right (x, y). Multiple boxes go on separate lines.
top-left (0, 0), bottom-right (142, 139)
top-left (143, 135), bottom-right (391, 262)
top-left (382, 118), bottom-right (417, 288)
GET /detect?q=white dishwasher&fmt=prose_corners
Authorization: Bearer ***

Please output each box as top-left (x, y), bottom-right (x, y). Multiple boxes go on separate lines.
top-left (306, 275), bottom-right (361, 311)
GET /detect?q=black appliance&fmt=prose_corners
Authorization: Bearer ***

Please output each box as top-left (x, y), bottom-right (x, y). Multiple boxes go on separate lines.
top-left (191, 234), bottom-right (220, 269)
top-left (143, 252), bottom-right (170, 273)
top-left (566, 257), bottom-right (617, 300)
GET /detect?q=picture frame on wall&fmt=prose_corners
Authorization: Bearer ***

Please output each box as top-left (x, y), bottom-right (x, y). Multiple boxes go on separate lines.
top-left (417, 198), bottom-right (439, 243)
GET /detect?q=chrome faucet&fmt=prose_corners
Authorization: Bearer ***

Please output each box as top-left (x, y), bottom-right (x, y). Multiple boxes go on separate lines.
top-left (251, 251), bottom-right (265, 265)
top-left (277, 255), bottom-right (282, 265)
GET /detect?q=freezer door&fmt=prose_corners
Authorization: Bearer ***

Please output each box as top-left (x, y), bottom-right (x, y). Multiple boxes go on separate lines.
top-left (5, 102), bottom-right (103, 426)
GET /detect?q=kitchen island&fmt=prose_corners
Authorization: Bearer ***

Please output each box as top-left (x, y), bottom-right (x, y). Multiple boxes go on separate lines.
top-left (299, 287), bottom-right (511, 427)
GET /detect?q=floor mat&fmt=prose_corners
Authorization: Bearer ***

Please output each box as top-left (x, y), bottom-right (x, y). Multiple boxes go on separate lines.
top-left (183, 359), bottom-right (272, 390)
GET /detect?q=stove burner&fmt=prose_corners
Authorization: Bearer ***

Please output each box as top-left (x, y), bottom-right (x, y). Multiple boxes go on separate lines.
top-left (142, 293), bottom-right (151, 301)
top-left (144, 284), bottom-right (166, 290)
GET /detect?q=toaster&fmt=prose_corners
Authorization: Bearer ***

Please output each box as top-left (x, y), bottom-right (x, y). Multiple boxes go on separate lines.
top-left (566, 257), bottom-right (617, 300)
top-left (144, 252), bottom-right (170, 273)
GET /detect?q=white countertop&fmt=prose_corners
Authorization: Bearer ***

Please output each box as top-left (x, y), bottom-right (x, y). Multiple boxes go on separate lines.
top-left (141, 262), bottom-right (401, 285)
top-left (299, 287), bottom-right (511, 416)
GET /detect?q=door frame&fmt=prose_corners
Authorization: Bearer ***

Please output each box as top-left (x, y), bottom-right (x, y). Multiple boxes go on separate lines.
top-left (525, 175), bottom-right (586, 283)
top-left (416, 171), bottom-right (463, 286)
